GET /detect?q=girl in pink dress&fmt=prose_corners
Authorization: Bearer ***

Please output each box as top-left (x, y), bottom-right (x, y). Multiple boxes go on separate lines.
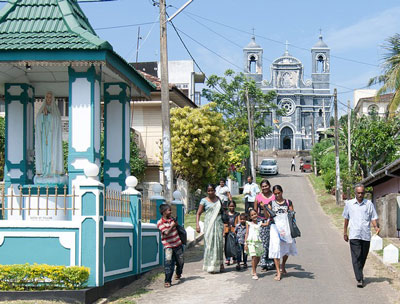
top-left (254, 179), bottom-right (275, 271)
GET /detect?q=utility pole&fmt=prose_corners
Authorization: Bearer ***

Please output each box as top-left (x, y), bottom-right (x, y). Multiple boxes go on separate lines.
top-left (311, 113), bottom-right (317, 175)
top-left (347, 99), bottom-right (351, 199)
top-left (245, 88), bottom-right (256, 179)
top-left (322, 98), bottom-right (327, 139)
top-left (347, 100), bottom-right (351, 175)
top-left (334, 89), bottom-right (341, 205)
top-left (159, 0), bottom-right (173, 202)
top-left (135, 26), bottom-right (141, 63)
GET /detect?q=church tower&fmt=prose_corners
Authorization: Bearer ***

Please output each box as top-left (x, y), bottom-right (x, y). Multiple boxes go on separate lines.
top-left (311, 35), bottom-right (330, 89)
top-left (243, 36), bottom-right (263, 83)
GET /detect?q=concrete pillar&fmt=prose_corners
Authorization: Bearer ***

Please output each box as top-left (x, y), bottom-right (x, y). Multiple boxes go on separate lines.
top-left (122, 176), bottom-right (142, 274)
top-left (68, 66), bottom-right (101, 189)
top-left (4, 83), bottom-right (35, 186)
top-left (79, 163), bottom-right (104, 287)
top-left (103, 83), bottom-right (130, 191)
top-left (171, 190), bottom-right (184, 226)
top-left (150, 183), bottom-right (165, 224)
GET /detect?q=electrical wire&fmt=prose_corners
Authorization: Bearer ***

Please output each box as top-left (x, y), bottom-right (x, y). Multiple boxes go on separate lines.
top-left (94, 21), bottom-right (157, 31)
top-left (182, 10), bottom-right (380, 68)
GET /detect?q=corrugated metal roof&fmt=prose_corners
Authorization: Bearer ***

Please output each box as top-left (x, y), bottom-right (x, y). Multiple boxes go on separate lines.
top-left (0, 0), bottom-right (112, 50)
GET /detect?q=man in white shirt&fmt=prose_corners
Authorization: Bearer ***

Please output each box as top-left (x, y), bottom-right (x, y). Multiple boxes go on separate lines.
top-left (215, 178), bottom-right (232, 210)
top-left (243, 176), bottom-right (260, 214)
top-left (343, 183), bottom-right (380, 288)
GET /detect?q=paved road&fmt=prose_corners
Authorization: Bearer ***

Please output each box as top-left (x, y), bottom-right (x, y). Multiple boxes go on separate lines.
top-left (111, 157), bottom-right (400, 304)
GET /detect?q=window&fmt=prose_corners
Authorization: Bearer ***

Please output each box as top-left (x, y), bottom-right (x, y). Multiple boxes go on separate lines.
top-left (278, 98), bottom-right (295, 116)
top-left (249, 55), bottom-right (256, 73)
top-left (368, 104), bottom-right (379, 116)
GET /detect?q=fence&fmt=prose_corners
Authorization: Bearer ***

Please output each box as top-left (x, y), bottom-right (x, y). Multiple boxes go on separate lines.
top-left (104, 188), bottom-right (130, 218)
top-left (0, 185), bottom-right (78, 219)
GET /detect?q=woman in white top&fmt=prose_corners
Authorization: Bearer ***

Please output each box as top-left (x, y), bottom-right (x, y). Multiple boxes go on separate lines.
top-left (215, 178), bottom-right (232, 210)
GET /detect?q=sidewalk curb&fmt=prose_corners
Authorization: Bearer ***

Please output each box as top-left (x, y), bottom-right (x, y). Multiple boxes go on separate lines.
top-left (186, 232), bottom-right (204, 249)
top-left (370, 250), bottom-right (400, 278)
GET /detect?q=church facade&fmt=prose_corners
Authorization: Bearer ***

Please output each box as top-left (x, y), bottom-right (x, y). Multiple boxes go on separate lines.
top-left (243, 35), bottom-right (332, 151)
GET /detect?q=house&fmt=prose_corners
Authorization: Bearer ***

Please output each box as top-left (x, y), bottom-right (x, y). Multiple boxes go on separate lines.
top-left (360, 159), bottom-right (400, 237)
top-left (131, 71), bottom-right (197, 210)
top-left (354, 91), bottom-right (394, 118)
top-left (132, 60), bottom-right (205, 105)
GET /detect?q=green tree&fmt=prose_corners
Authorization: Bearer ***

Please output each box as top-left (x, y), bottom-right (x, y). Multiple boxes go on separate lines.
top-left (169, 103), bottom-right (229, 189)
top-left (369, 34), bottom-right (400, 117)
top-left (129, 132), bottom-right (146, 180)
top-left (202, 69), bottom-right (278, 147)
top-left (341, 114), bottom-right (400, 178)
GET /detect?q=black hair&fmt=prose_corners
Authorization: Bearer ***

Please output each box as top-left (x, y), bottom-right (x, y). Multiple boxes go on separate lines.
top-left (239, 213), bottom-right (247, 219)
top-left (228, 200), bottom-right (236, 207)
top-left (219, 178), bottom-right (226, 183)
top-left (260, 179), bottom-right (271, 187)
top-left (272, 185), bottom-right (283, 192)
top-left (159, 203), bottom-right (171, 215)
top-left (249, 209), bottom-right (257, 215)
top-left (206, 183), bottom-right (216, 191)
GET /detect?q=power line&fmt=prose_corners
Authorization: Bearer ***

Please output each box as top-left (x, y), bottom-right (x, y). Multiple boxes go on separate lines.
top-left (173, 26), bottom-right (244, 71)
top-left (182, 10), bottom-right (380, 68)
top-left (94, 21), bottom-right (157, 31)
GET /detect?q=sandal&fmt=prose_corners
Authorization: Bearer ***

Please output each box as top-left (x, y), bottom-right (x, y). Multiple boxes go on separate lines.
top-left (164, 282), bottom-right (171, 288)
top-left (274, 275), bottom-right (281, 281)
top-left (252, 274), bottom-right (259, 280)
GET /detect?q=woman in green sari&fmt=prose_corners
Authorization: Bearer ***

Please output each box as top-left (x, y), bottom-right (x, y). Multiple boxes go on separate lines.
top-left (196, 184), bottom-right (224, 273)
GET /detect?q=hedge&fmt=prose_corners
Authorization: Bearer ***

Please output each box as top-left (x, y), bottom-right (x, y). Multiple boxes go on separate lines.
top-left (0, 264), bottom-right (90, 291)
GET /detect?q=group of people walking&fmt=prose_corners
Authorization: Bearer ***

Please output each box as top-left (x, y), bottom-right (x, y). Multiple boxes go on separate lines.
top-left (157, 175), bottom-right (380, 289)
top-left (195, 177), bottom-right (297, 281)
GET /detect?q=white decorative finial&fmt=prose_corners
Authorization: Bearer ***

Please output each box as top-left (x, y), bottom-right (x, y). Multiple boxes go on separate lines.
top-left (126, 176), bottom-right (138, 188)
top-left (173, 190), bottom-right (182, 200)
top-left (152, 183), bottom-right (162, 195)
top-left (123, 175), bottom-right (140, 195)
top-left (84, 163), bottom-right (99, 179)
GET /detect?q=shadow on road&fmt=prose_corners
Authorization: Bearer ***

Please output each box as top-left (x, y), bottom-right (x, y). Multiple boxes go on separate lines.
top-left (284, 263), bottom-right (315, 280)
top-left (364, 276), bottom-right (393, 285)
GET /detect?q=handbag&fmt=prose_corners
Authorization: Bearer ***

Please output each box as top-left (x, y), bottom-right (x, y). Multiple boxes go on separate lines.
top-left (176, 222), bottom-right (187, 245)
top-left (287, 210), bottom-right (301, 238)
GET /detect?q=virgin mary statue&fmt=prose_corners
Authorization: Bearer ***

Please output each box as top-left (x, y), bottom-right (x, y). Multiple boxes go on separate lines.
top-left (34, 92), bottom-right (66, 185)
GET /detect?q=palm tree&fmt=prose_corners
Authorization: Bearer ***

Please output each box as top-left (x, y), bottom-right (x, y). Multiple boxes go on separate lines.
top-left (369, 34), bottom-right (400, 117)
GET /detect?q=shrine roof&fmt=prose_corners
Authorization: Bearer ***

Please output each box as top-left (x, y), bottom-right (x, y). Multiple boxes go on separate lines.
top-left (0, 0), bottom-right (112, 51)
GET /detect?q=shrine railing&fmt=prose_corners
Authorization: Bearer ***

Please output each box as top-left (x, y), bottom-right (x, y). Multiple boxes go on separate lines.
top-left (104, 188), bottom-right (130, 219)
top-left (0, 185), bottom-right (78, 219)
top-left (141, 198), bottom-right (156, 223)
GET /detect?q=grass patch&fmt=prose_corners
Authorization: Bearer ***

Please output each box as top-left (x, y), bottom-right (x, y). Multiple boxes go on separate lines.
top-left (308, 174), bottom-right (344, 230)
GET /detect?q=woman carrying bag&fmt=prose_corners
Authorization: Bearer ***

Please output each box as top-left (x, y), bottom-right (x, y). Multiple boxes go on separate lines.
top-left (264, 185), bottom-right (298, 281)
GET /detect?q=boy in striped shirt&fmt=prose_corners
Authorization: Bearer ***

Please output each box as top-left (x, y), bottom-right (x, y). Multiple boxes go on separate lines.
top-left (157, 204), bottom-right (184, 288)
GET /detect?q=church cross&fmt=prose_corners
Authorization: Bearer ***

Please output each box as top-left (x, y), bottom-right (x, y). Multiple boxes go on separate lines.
top-left (251, 27), bottom-right (255, 37)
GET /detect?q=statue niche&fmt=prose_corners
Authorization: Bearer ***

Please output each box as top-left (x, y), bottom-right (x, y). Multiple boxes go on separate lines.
top-left (34, 91), bottom-right (67, 185)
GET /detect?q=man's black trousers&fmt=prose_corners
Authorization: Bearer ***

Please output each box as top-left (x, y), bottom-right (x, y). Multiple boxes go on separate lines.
top-left (350, 239), bottom-right (370, 281)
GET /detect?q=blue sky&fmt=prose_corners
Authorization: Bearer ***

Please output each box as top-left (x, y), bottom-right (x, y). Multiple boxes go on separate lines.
top-left (2, 0), bottom-right (399, 114)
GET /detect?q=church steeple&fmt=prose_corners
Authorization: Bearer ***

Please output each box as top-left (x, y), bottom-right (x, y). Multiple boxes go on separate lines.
top-left (311, 34), bottom-right (330, 89)
top-left (243, 35), bottom-right (263, 83)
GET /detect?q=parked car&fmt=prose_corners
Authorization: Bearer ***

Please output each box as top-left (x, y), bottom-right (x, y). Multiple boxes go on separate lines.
top-left (259, 158), bottom-right (279, 175)
top-left (301, 156), bottom-right (312, 172)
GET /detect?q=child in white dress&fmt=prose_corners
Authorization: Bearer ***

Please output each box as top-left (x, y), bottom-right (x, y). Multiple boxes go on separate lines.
top-left (245, 209), bottom-right (269, 280)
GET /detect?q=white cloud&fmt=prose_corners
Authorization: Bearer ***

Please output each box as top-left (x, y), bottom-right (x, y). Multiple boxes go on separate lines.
top-left (326, 7), bottom-right (400, 52)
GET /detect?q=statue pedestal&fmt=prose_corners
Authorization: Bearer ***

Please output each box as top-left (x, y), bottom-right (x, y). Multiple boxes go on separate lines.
top-left (34, 175), bottom-right (68, 186)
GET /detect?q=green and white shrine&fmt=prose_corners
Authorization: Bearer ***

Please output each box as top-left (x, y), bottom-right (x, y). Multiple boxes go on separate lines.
top-left (0, 0), bottom-right (183, 294)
